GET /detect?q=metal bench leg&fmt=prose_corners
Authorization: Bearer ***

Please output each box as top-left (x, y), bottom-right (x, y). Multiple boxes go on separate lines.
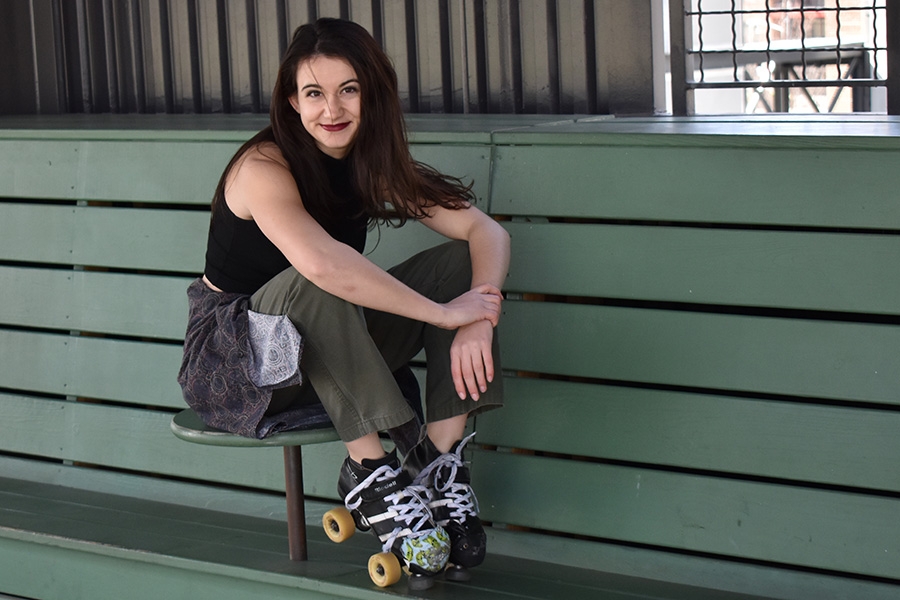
top-left (283, 445), bottom-right (308, 561)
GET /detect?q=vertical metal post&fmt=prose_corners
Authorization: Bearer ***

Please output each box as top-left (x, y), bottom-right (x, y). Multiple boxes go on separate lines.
top-left (669, 0), bottom-right (692, 115)
top-left (888, 0), bottom-right (899, 115)
top-left (283, 446), bottom-right (308, 561)
top-left (29, 0), bottom-right (66, 113)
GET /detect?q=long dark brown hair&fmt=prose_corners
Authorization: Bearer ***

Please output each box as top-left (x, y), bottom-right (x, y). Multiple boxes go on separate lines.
top-left (212, 18), bottom-right (472, 227)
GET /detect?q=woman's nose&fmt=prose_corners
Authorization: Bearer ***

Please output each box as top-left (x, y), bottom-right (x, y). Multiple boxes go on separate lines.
top-left (324, 96), bottom-right (343, 121)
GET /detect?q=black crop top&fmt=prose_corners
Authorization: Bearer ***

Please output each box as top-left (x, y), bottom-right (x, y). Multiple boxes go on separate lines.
top-left (204, 154), bottom-right (368, 294)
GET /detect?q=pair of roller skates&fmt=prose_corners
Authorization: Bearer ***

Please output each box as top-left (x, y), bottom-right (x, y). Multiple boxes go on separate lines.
top-left (322, 433), bottom-right (485, 590)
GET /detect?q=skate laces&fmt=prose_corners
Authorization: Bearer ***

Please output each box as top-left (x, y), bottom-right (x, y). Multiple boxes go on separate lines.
top-left (344, 464), bottom-right (437, 553)
top-left (416, 433), bottom-right (479, 522)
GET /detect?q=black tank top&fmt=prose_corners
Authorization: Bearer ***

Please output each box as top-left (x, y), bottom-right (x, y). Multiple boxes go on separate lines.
top-left (204, 154), bottom-right (368, 294)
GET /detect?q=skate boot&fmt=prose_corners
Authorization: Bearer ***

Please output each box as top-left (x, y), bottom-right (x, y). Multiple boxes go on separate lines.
top-left (324, 451), bottom-right (450, 590)
top-left (406, 432), bottom-right (486, 581)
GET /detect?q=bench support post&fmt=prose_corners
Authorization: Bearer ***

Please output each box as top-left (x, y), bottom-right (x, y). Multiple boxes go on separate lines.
top-left (283, 446), bottom-right (308, 561)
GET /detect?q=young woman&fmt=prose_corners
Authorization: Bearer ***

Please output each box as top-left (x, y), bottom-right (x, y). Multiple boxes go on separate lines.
top-left (178, 18), bottom-right (509, 586)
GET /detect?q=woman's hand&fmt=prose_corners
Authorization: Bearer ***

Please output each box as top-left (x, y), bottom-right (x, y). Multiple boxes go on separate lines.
top-left (450, 320), bottom-right (496, 400)
top-left (434, 284), bottom-right (502, 330)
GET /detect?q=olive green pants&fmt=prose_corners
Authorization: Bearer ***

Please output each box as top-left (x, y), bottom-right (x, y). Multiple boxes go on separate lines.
top-left (249, 241), bottom-right (503, 442)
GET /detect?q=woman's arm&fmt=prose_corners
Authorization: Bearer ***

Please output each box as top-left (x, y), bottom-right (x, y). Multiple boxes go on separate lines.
top-left (420, 202), bottom-right (511, 400)
top-left (226, 146), bottom-right (501, 330)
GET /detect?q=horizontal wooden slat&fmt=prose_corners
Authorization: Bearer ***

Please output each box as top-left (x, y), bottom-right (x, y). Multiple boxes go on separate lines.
top-left (0, 267), bottom-right (191, 339)
top-left (1, 203), bottom-right (487, 275)
top-left (474, 378), bottom-right (900, 492)
top-left (491, 145), bottom-right (900, 228)
top-left (0, 476), bottom-right (777, 600)
top-left (0, 135), bottom-right (490, 206)
top-left (0, 203), bottom-right (207, 271)
top-left (0, 139), bottom-right (239, 204)
top-left (0, 203), bottom-right (76, 264)
top-left (363, 220), bottom-right (449, 269)
top-left (503, 222), bottom-right (900, 315)
top-left (498, 301), bottom-right (900, 406)
top-left (0, 393), bottom-right (343, 500)
top-left (0, 330), bottom-right (184, 408)
top-left (471, 450), bottom-right (900, 580)
top-left (409, 145), bottom-right (492, 204)
top-left (492, 116), bottom-right (900, 148)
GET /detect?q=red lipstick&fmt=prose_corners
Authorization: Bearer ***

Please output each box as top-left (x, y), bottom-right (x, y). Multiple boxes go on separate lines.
top-left (322, 123), bottom-right (350, 132)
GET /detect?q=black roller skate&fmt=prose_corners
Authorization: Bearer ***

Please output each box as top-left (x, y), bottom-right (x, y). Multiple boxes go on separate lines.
top-left (405, 432), bottom-right (486, 582)
top-left (322, 451), bottom-right (450, 590)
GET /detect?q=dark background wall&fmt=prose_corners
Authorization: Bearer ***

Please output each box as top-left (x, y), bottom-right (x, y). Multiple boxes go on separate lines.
top-left (1, 0), bottom-right (657, 116)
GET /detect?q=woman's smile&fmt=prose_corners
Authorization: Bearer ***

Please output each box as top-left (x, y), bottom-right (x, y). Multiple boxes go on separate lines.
top-left (321, 122), bottom-right (351, 133)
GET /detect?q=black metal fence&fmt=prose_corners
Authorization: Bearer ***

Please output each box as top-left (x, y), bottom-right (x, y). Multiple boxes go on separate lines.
top-left (670, 0), bottom-right (898, 115)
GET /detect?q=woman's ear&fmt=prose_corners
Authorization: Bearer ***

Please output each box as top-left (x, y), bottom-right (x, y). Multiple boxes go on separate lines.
top-left (288, 94), bottom-right (301, 114)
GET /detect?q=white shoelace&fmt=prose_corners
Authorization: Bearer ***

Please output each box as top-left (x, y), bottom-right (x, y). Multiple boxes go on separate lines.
top-left (415, 432), bottom-right (480, 522)
top-left (344, 464), bottom-right (435, 553)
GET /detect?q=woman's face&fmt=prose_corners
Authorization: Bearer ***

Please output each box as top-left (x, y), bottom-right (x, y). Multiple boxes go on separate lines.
top-left (290, 55), bottom-right (361, 159)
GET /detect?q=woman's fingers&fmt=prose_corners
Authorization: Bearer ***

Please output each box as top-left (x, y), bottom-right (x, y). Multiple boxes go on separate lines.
top-left (450, 322), bottom-right (495, 400)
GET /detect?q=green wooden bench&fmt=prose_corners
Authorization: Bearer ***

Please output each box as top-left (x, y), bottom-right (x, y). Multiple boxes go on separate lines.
top-left (0, 114), bottom-right (899, 600)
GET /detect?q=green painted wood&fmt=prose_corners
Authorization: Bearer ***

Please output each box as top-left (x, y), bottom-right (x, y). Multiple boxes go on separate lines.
top-left (503, 222), bottom-right (900, 315)
top-left (0, 114), bottom-right (269, 139)
top-left (470, 449), bottom-right (900, 581)
top-left (0, 203), bottom-right (207, 271)
top-left (0, 533), bottom-right (766, 600)
top-left (8, 220), bottom-right (899, 341)
top-left (0, 112), bottom-right (569, 141)
top-left (492, 118), bottom-right (900, 148)
top-left (0, 477), bottom-right (776, 600)
top-left (490, 145), bottom-right (900, 228)
top-left (7, 458), bottom-right (898, 600)
top-left (0, 330), bottom-right (184, 408)
top-left (0, 139), bottom-right (239, 204)
top-left (0, 538), bottom-right (340, 600)
top-left (171, 408), bottom-right (339, 447)
top-left (498, 301), bottom-right (900, 406)
top-left (0, 394), bottom-right (343, 499)
top-left (363, 220), bottom-right (449, 269)
top-left (474, 378), bottom-right (900, 492)
top-left (71, 206), bottom-right (207, 272)
top-left (4, 459), bottom-right (897, 600)
top-left (1, 112), bottom-right (897, 141)
top-left (404, 114), bottom-right (586, 143)
top-left (0, 139), bottom-right (489, 206)
top-left (0, 203), bottom-right (76, 264)
top-left (410, 144), bottom-right (492, 204)
top-left (0, 227), bottom-right (457, 340)
top-left (0, 267), bottom-right (191, 339)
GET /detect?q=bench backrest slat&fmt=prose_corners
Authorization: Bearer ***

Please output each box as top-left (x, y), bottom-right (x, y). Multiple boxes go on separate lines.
top-left (492, 143), bottom-right (900, 228)
top-left (476, 379), bottom-right (900, 492)
top-left (499, 301), bottom-right (900, 406)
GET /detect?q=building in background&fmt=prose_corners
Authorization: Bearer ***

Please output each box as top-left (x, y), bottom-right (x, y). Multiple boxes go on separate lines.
top-left (673, 0), bottom-right (891, 114)
top-left (1, 0), bottom-right (894, 117)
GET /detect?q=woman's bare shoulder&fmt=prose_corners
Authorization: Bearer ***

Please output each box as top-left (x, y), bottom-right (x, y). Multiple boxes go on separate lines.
top-left (236, 141), bottom-right (290, 172)
top-left (224, 142), bottom-right (297, 218)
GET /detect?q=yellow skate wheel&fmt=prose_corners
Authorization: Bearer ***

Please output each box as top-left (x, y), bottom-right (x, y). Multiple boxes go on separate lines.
top-left (368, 552), bottom-right (402, 588)
top-left (322, 507), bottom-right (355, 543)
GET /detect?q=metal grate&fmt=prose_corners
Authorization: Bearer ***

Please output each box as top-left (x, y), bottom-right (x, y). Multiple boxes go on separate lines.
top-left (670, 0), bottom-right (895, 114)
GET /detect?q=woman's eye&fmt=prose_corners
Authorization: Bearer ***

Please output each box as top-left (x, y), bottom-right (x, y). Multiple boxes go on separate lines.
top-left (305, 90), bottom-right (321, 98)
top-left (342, 86), bottom-right (359, 95)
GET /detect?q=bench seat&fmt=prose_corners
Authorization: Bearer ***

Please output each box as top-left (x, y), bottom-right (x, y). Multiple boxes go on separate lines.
top-left (0, 476), bottom-right (789, 600)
